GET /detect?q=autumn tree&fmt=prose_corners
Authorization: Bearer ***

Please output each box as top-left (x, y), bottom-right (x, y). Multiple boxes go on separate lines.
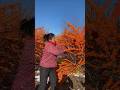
top-left (35, 23), bottom-right (85, 89)
top-left (0, 4), bottom-right (23, 89)
top-left (86, 0), bottom-right (120, 89)
top-left (56, 22), bottom-right (85, 89)
top-left (35, 28), bottom-right (46, 64)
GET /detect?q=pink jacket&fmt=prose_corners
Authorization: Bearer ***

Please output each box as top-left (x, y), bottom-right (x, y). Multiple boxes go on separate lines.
top-left (40, 41), bottom-right (64, 68)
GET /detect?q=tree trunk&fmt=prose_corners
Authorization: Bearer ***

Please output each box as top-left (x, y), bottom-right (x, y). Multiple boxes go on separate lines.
top-left (68, 74), bottom-right (85, 90)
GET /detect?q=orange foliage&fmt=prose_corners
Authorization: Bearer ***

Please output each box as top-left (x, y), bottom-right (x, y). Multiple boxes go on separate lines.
top-left (35, 23), bottom-right (85, 83)
top-left (86, 0), bottom-right (120, 89)
top-left (35, 28), bottom-right (46, 64)
top-left (56, 22), bottom-right (85, 82)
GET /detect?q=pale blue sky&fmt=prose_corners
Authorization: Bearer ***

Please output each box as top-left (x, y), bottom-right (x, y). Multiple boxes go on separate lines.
top-left (35, 0), bottom-right (85, 35)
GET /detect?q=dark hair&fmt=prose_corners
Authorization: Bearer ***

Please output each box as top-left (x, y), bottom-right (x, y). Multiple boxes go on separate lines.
top-left (43, 33), bottom-right (55, 42)
top-left (20, 17), bottom-right (34, 37)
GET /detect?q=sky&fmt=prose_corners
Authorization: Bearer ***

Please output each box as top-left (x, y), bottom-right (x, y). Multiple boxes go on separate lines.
top-left (35, 0), bottom-right (85, 35)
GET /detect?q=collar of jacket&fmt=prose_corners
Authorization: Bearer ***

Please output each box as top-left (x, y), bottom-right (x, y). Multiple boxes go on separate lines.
top-left (48, 41), bottom-right (56, 46)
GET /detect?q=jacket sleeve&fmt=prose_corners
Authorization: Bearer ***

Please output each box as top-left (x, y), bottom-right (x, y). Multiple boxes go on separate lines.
top-left (45, 43), bottom-right (64, 55)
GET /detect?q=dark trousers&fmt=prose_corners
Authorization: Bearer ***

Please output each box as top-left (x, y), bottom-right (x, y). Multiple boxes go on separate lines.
top-left (38, 66), bottom-right (56, 90)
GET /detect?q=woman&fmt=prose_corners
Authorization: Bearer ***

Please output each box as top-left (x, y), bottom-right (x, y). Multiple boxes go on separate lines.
top-left (38, 33), bottom-right (64, 90)
top-left (11, 19), bottom-right (34, 90)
